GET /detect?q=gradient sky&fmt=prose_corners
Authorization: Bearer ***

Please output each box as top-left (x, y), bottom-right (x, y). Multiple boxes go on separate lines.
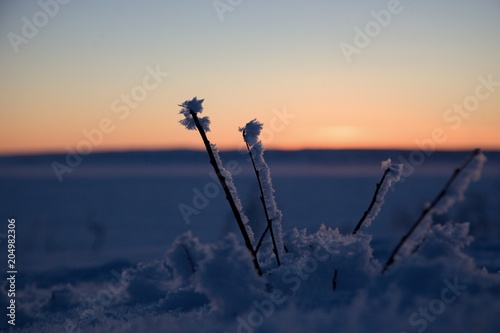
top-left (1, 0), bottom-right (499, 155)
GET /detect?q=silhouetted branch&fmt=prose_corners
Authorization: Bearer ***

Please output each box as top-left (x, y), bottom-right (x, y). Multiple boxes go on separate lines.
top-left (352, 168), bottom-right (391, 235)
top-left (382, 148), bottom-right (482, 274)
top-left (181, 244), bottom-right (196, 274)
top-left (332, 269), bottom-right (338, 291)
top-left (254, 224), bottom-right (270, 254)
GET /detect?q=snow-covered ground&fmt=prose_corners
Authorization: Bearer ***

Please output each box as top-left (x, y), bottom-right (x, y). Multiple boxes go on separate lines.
top-left (1, 149), bottom-right (499, 332)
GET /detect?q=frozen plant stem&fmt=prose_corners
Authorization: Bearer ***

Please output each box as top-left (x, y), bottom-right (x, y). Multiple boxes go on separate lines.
top-left (382, 148), bottom-right (482, 274)
top-left (189, 110), bottom-right (262, 276)
top-left (254, 224), bottom-right (269, 254)
top-left (181, 244), bottom-right (196, 274)
top-left (352, 168), bottom-right (391, 235)
top-left (243, 131), bottom-right (281, 267)
top-left (332, 269), bottom-right (338, 291)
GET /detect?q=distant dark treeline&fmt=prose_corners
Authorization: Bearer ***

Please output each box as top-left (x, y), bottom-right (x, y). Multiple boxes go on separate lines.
top-left (1, 149), bottom-right (499, 167)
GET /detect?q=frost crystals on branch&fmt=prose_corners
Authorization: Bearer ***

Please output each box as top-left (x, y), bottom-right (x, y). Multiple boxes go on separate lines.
top-left (210, 142), bottom-right (255, 243)
top-left (240, 119), bottom-right (284, 267)
top-left (178, 97), bottom-right (261, 275)
top-left (382, 148), bottom-right (486, 274)
top-left (352, 159), bottom-right (403, 235)
top-left (179, 97), bottom-right (211, 131)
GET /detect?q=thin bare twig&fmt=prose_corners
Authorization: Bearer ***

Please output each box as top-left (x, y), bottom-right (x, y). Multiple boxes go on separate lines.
top-left (382, 148), bottom-right (482, 274)
top-left (181, 244), bottom-right (196, 274)
top-left (254, 224), bottom-right (270, 254)
top-left (332, 269), bottom-right (338, 291)
top-left (352, 168), bottom-right (391, 235)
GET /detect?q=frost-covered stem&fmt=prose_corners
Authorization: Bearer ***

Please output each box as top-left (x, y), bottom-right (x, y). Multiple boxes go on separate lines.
top-left (382, 148), bottom-right (482, 274)
top-left (243, 133), bottom-right (281, 267)
top-left (352, 168), bottom-right (391, 235)
top-left (189, 110), bottom-right (262, 276)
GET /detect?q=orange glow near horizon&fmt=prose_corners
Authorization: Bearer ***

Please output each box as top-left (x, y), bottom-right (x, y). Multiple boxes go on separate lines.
top-left (2, 77), bottom-right (500, 156)
top-left (2, 115), bottom-right (499, 156)
top-left (1, 88), bottom-right (500, 155)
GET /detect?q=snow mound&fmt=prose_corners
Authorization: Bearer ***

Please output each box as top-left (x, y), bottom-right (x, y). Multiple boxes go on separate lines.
top-left (6, 220), bottom-right (500, 333)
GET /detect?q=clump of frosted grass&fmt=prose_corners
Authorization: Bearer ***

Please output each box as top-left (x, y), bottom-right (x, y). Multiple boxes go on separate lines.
top-left (240, 119), bottom-right (284, 267)
top-left (178, 97), bottom-right (261, 275)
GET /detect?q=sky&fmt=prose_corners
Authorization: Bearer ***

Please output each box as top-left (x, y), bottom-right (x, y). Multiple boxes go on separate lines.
top-left (0, 0), bottom-right (499, 155)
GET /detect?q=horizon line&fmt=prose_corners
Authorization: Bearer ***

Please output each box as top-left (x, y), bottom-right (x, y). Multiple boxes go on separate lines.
top-left (1, 146), bottom-right (498, 158)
